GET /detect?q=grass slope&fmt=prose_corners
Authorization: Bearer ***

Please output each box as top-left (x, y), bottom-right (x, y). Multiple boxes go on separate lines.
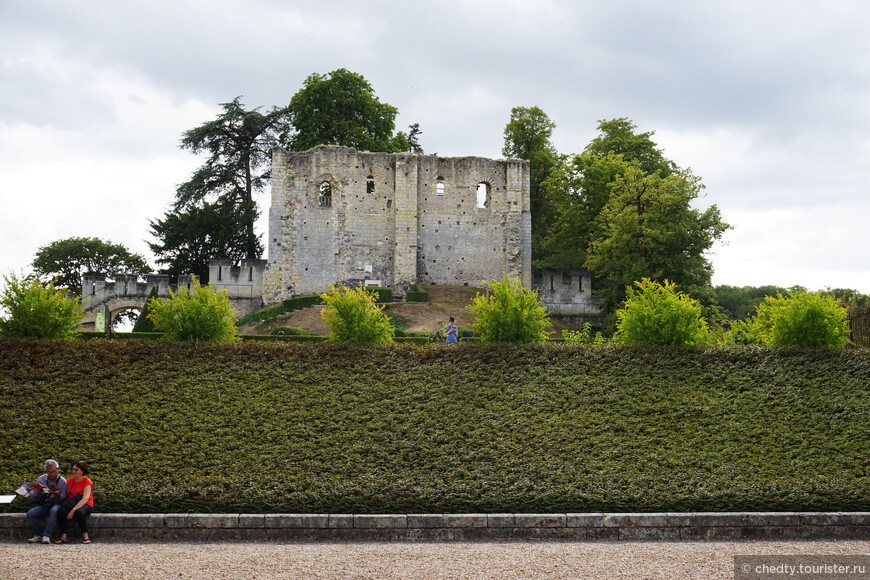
top-left (237, 284), bottom-right (580, 338)
top-left (2, 339), bottom-right (868, 513)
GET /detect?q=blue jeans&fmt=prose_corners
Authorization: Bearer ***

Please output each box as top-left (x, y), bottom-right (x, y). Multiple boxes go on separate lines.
top-left (27, 503), bottom-right (62, 537)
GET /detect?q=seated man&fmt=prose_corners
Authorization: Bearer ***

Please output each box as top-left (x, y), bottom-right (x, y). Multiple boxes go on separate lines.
top-left (26, 459), bottom-right (67, 544)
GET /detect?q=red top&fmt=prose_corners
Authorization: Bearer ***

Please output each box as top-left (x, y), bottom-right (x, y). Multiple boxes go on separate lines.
top-left (67, 476), bottom-right (94, 508)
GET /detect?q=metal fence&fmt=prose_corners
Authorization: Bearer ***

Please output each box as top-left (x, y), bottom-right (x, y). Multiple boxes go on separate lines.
top-left (849, 309), bottom-right (870, 347)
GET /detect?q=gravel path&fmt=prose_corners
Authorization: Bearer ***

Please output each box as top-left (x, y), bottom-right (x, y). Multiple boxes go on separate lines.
top-left (2, 539), bottom-right (869, 579)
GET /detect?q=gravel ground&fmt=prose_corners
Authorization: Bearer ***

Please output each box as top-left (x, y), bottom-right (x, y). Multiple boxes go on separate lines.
top-left (2, 540), bottom-right (869, 579)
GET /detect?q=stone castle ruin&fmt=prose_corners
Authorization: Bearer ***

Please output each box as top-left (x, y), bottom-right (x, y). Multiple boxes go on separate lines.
top-left (80, 146), bottom-right (601, 329)
top-left (262, 146), bottom-right (532, 299)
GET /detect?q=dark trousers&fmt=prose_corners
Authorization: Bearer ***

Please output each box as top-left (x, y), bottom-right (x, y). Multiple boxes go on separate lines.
top-left (57, 504), bottom-right (93, 535)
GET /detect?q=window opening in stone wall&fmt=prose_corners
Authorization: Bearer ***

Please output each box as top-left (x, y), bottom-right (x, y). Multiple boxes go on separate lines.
top-left (366, 176), bottom-right (375, 194)
top-left (550, 276), bottom-right (554, 291)
top-left (436, 177), bottom-right (445, 196)
top-left (218, 266), bottom-right (222, 281)
top-left (319, 181), bottom-right (332, 207)
top-left (249, 267), bottom-right (253, 282)
top-left (477, 182), bottom-right (490, 208)
top-left (579, 275), bottom-right (583, 292)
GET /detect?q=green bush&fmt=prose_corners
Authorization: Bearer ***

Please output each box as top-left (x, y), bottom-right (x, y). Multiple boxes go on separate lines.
top-left (147, 277), bottom-right (238, 342)
top-left (467, 274), bottom-right (550, 342)
top-left (563, 322), bottom-right (607, 345)
top-left (319, 284), bottom-right (394, 343)
top-left (0, 273), bottom-right (82, 338)
top-left (131, 286), bottom-right (159, 333)
top-left (614, 279), bottom-right (711, 346)
top-left (751, 290), bottom-right (850, 348)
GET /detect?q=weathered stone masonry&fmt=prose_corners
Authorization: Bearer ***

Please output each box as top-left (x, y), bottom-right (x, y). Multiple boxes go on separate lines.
top-left (262, 146), bottom-right (532, 301)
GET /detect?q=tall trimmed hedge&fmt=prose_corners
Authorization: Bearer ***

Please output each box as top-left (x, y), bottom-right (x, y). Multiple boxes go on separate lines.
top-left (2, 340), bottom-right (868, 514)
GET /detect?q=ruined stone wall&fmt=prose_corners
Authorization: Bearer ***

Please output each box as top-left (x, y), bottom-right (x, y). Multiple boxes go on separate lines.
top-left (533, 269), bottom-right (604, 325)
top-left (415, 155), bottom-right (529, 287)
top-left (263, 146), bottom-right (531, 303)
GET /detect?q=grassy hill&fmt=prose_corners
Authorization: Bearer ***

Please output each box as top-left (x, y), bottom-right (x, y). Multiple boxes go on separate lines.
top-left (236, 285), bottom-right (581, 338)
top-left (2, 338), bottom-right (868, 514)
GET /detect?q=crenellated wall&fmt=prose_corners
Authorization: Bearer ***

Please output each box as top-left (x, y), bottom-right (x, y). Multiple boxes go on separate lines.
top-left (532, 270), bottom-right (604, 325)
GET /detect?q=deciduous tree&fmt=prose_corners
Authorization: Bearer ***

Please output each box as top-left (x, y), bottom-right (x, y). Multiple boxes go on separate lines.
top-left (284, 69), bottom-right (407, 153)
top-left (585, 165), bottom-right (730, 313)
top-left (32, 237), bottom-right (151, 296)
top-left (502, 106), bottom-right (558, 268)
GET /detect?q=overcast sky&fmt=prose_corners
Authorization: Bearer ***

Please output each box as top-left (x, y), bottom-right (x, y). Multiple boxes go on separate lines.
top-left (2, 0), bottom-right (869, 293)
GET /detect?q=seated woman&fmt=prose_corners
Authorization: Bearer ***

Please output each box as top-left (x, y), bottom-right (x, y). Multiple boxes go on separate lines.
top-left (56, 460), bottom-right (94, 544)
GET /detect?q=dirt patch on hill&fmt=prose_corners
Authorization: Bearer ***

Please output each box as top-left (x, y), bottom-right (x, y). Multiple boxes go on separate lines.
top-left (237, 284), bottom-right (578, 338)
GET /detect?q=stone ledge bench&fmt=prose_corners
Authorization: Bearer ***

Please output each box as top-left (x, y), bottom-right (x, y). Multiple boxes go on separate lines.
top-left (2, 513), bottom-right (869, 542)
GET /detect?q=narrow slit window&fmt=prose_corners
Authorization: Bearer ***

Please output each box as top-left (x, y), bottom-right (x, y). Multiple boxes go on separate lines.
top-left (436, 178), bottom-right (445, 196)
top-left (366, 176), bottom-right (375, 194)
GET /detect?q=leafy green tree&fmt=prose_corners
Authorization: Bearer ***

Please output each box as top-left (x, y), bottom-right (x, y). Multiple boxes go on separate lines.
top-left (714, 284), bottom-right (789, 320)
top-left (32, 237), bottom-right (151, 296)
top-left (319, 284), bottom-right (394, 343)
top-left (750, 291), bottom-right (850, 348)
top-left (585, 164), bottom-right (730, 314)
top-left (502, 106), bottom-right (558, 268)
top-left (543, 151), bottom-right (629, 271)
top-left (164, 96), bottom-right (284, 262)
top-left (147, 277), bottom-right (237, 342)
top-left (824, 288), bottom-right (870, 315)
top-left (543, 118), bottom-right (687, 275)
top-left (285, 69), bottom-right (408, 153)
top-left (614, 279), bottom-right (711, 345)
top-left (467, 274), bottom-right (551, 342)
top-left (584, 117), bottom-right (676, 176)
top-left (0, 273), bottom-right (83, 338)
top-left (148, 198), bottom-right (261, 284)
top-left (131, 286), bottom-right (160, 333)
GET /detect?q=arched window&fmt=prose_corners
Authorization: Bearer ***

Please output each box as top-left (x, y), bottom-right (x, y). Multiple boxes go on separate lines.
top-left (476, 182), bottom-right (491, 208)
top-left (319, 181), bottom-right (332, 207)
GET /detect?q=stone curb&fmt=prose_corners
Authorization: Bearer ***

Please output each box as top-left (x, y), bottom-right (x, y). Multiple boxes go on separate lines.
top-left (2, 513), bottom-right (869, 541)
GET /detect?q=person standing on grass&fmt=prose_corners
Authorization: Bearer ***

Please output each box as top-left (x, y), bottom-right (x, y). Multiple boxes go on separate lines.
top-left (445, 317), bottom-right (458, 343)
top-left (25, 459), bottom-right (67, 544)
top-left (56, 460), bottom-right (94, 544)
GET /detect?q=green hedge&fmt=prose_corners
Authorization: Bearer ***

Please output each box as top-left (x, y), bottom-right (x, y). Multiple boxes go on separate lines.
top-left (366, 286), bottom-right (392, 304)
top-left (406, 283), bottom-right (429, 303)
top-left (238, 334), bottom-right (328, 342)
top-left (78, 332), bottom-right (164, 340)
top-left (2, 339), bottom-right (869, 514)
top-left (235, 295), bottom-right (322, 326)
